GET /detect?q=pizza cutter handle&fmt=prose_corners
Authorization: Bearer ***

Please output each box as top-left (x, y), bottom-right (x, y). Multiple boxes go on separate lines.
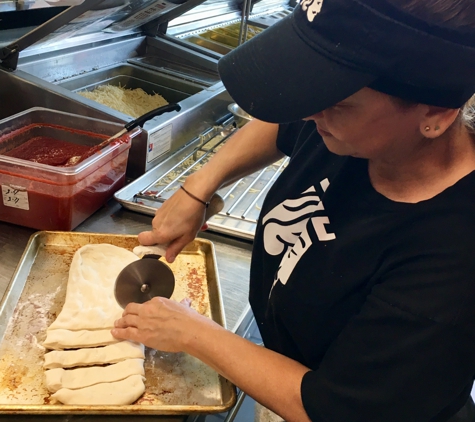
top-left (132, 193), bottom-right (225, 258)
top-left (205, 192), bottom-right (225, 220)
top-left (141, 254), bottom-right (162, 260)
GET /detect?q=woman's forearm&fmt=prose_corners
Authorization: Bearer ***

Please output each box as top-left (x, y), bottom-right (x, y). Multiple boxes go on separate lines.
top-left (184, 119), bottom-right (284, 200)
top-left (184, 318), bottom-right (312, 422)
top-left (113, 298), bottom-right (311, 421)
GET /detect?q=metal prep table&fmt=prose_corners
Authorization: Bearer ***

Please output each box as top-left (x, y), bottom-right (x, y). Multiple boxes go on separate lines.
top-left (0, 198), bottom-right (256, 422)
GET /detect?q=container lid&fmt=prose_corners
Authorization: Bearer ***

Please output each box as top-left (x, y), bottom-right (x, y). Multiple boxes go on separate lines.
top-left (0, 0), bottom-right (208, 71)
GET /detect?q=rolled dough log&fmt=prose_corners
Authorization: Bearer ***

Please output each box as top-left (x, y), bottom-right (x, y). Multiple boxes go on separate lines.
top-left (51, 374), bottom-right (146, 405)
top-left (44, 340), bottom-right (145, 369)
top-left (48, 244), bottom-right (139, 331)
top-left (44, 329), bottom-right (119, 350)
top-left (45, 358), bottom-right (145, 392)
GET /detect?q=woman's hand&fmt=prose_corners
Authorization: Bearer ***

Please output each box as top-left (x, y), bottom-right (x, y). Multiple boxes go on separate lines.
top-left (137, 184), bottom-right (210, 263)
top-left (112, 296), bottom-right (311, 422)
top-left (111, 297), bottom-right (215, 353)
top-left (138, 119), bottom-right (282, 263)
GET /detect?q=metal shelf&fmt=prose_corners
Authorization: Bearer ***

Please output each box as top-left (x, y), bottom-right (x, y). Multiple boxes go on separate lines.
top-left (115, 120), bottom-right (289, 240)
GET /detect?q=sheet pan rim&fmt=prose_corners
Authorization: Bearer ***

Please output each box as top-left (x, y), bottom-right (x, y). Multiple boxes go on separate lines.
top-left (0, 230), bottom-right (236, 415)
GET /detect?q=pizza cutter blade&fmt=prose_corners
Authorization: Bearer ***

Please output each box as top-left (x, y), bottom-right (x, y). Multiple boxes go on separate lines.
top-left (114, 192), bottom-right (225, 308)
top-left (114, 254), bottom-right (175, 309)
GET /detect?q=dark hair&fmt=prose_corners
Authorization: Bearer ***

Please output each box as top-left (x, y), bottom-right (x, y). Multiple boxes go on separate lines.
top-left (388, 0), bottom-right (475, 27)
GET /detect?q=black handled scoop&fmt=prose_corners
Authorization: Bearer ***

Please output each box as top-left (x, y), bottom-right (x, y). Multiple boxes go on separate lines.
top-left (67, 103), bottom-right (181, 166)
top-left (114, 193), bottom-right (225, 308)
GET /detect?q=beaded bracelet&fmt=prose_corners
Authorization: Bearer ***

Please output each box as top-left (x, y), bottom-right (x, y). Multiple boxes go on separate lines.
top-left (180, 185), bottom-right (210, 208)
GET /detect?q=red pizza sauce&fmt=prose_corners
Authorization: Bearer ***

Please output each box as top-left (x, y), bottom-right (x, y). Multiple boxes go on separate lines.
top-left (3, 137), bottom-right (91, 166)
top-left (0, 173), bottom-right (126, 230)
top-left (0, 161), bottom-right (128, 231)
top-left (0, 124), bottom-right (131, 230)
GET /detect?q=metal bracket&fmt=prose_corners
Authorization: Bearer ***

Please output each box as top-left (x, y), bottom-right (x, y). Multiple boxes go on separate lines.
top-left (237, 0), bottom-right (252, 46)
top-left (0, 45), bottom-right (20, 71)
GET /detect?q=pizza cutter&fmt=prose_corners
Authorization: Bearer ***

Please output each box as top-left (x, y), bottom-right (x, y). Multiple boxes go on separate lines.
top-left (114, 193), bottom-right (225, 308)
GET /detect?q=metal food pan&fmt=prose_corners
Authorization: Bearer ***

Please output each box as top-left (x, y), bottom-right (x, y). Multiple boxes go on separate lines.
top-left (57, 64), bottom-right (204, 101)
top-left (128, 57), bottom-right (220, 87)
top-left (0, 70), bottom-right (124, 123)
top-left (183, 36), bottom-right (233, 55)
top-left (199, 31), bottom-right (240, 48)
top-left (197, 24), bottom-right (262, 49)
top-left (223, 23), bottom-right (263, 36)
top-left (211, 25), bottom-right (262, 40)
top-left (0, 231), bottom-right (235, 415)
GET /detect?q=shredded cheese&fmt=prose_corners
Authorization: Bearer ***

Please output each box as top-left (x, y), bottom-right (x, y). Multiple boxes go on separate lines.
top-left (78, 84), bottom-right (169, 118)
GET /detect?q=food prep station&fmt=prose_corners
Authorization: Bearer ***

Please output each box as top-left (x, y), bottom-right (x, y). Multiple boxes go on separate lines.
top-left (0, 0), bottom-right (292, 419)
top-left (1, 0), bottom-right (292, 180)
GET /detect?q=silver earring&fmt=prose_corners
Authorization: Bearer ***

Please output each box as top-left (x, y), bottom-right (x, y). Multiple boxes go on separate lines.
top-left (425, 126), bottom-right (430, 132)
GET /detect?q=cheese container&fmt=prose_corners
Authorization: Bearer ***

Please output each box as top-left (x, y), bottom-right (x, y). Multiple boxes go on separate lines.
top-left (0, 107), bottom-right (141, 231)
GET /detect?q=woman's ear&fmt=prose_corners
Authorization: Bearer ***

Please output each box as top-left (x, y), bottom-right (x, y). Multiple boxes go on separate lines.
top-left (420, 107), bottom-right (460, 138)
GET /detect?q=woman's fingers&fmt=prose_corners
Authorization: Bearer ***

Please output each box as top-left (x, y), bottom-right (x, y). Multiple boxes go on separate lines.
top-left (136, 187), bottom-right (209, 261)
top-left (114, 313), bottom-right (140, 329)
top-left (164, 236), bottom-right (194, 263)
top-left (111, 326), bottom-right (141, 342)
top-left (180, 298), bottom-right (192, 307)
top-left (111, 297), bottom-right (206, 352)
top-left (122, 302), bottom-right (141, 317)
top-left (137, 230), bottom-right (157, 246)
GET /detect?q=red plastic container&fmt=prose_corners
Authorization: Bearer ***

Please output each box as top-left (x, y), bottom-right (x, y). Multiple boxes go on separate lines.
top-left (0, 108), bottom-right (141, 230)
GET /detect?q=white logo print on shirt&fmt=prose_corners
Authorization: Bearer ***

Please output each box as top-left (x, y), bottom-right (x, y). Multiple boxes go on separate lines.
top-left (262, 179), bottom-right (335, 295)
top-left (300, 0), bottom-right (325, 22)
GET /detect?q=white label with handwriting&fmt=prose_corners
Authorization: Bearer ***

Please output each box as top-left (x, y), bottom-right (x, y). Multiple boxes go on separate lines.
top-left (147, 125), bottom-right (173, 163)
top-left (2, 185), bottom-right (29, 210)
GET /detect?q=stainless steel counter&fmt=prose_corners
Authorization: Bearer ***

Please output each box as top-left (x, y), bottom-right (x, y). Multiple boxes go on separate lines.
top-left (0, 198), bottom-right (254, 421)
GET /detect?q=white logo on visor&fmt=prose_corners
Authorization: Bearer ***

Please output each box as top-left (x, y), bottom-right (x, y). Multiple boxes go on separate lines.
top-left (300, 0), bottom-right (324, 22)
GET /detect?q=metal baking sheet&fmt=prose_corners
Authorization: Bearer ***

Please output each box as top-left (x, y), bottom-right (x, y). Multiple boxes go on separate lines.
top-left (0, 231), bottom-right (235, 415)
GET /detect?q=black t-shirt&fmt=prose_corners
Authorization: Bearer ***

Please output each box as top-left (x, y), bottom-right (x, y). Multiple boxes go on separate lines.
top-left (249, 120), bottom-right (475, 422)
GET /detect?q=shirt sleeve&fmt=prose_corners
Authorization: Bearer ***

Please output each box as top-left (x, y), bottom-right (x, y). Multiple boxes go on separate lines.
top-left (300, 223), bottom-right (475, 421)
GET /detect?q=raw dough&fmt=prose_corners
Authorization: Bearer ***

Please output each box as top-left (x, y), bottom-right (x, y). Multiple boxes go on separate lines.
top-left (51, 374), bottom-right (146, 405)
top-left (44, 329), bottom-right (119, 350)
top-left (45, 358), bottom-right (145, 392)
top-left (44, 341), bottom-right (145, 369)
top-left (47, 244), bottom-right (139, 331)
top-left (44, 244), bottom-right (146, 405)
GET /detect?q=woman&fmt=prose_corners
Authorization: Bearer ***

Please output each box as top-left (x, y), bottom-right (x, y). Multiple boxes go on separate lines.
top-left (112, 0), bottom-right (475, 420)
